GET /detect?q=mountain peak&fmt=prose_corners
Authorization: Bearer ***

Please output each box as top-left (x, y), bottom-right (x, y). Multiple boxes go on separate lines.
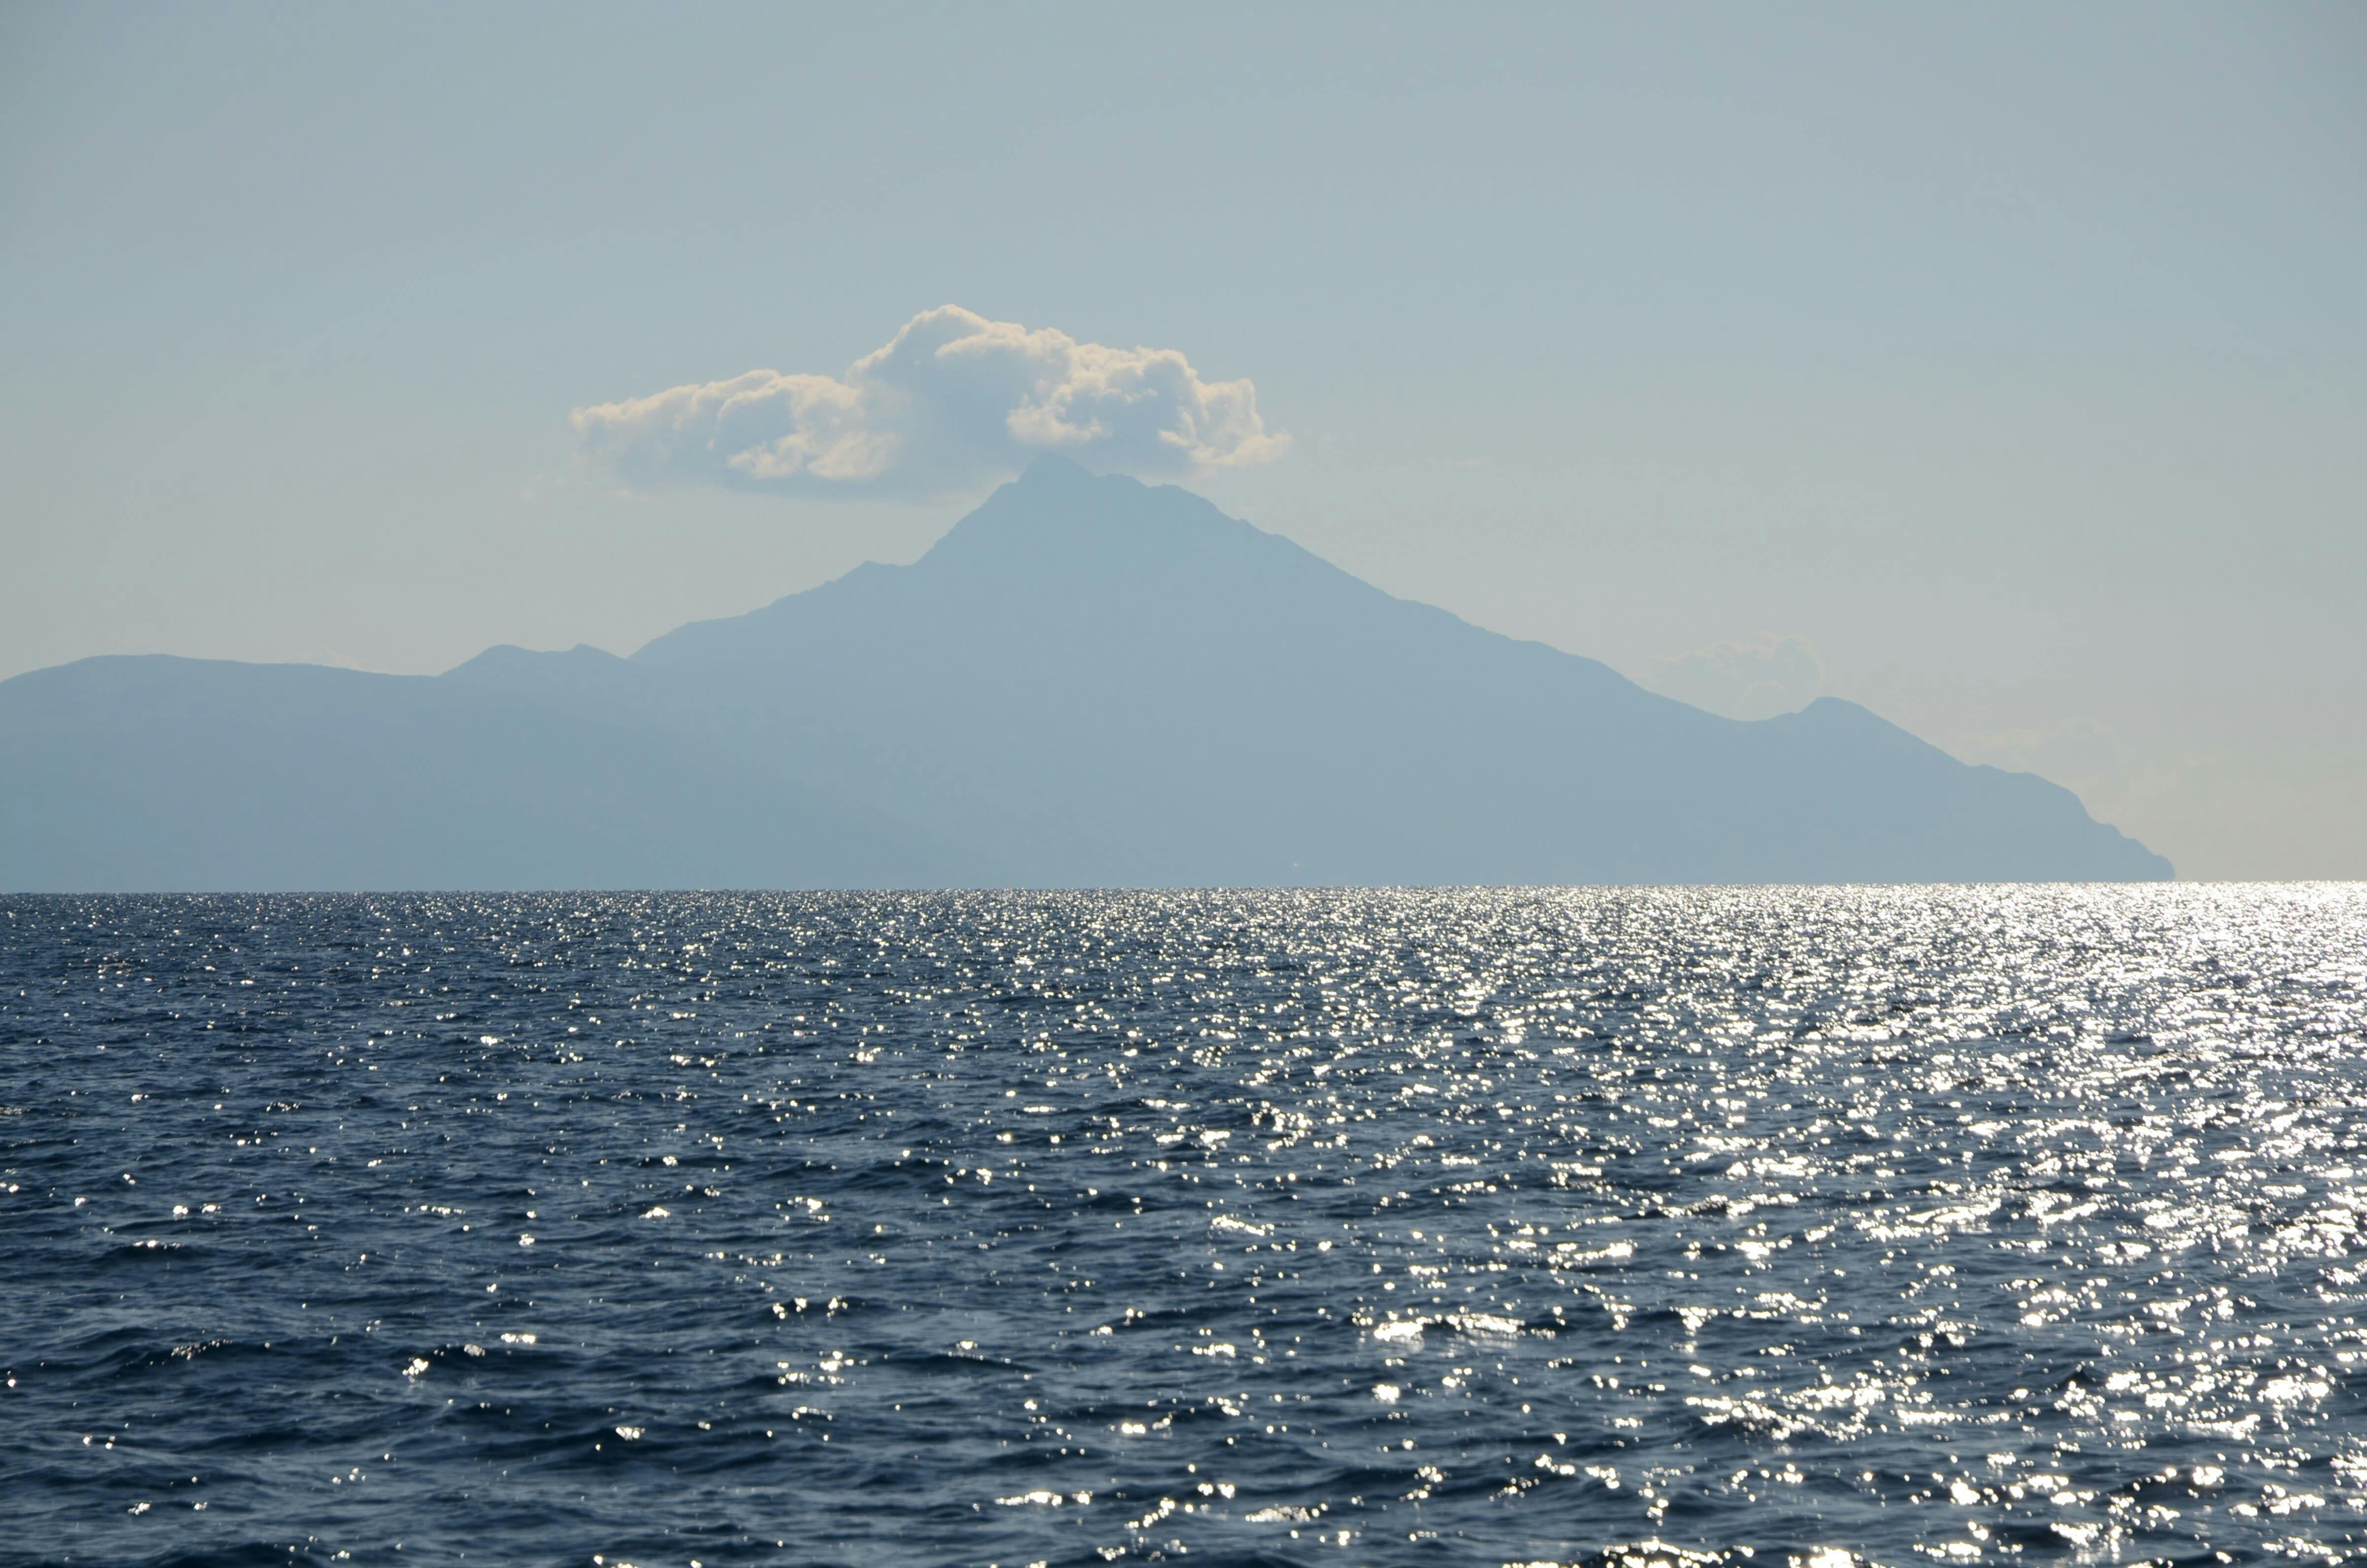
top-left (991, 451), bottom-right (1132, 506)
top-left (1015, 451), bottom-right (1096, 484)
top-left (915, 453), bottom-right (1238, 578)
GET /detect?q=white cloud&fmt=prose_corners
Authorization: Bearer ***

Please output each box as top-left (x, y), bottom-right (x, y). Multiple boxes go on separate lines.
top-left (572, 305), bottom-right (1289, 497)
top-left (1641, 633), bottom-right (1825, 721)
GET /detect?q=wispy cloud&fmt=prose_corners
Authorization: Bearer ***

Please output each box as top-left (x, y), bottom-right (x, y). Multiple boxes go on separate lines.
top-left (1949, 719), bottom-right (2130, 789)
top-left (1642, 633), bottom-right (1825, 721)
top-left (573, 305), bottom-right (1289, 498)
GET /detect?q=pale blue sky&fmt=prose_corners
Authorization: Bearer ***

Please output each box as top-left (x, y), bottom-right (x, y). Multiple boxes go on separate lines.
top-left (4, 2), bottom-right (2362, 877)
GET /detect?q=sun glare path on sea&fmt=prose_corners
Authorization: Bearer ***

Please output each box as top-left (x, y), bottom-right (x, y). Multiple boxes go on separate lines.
top-left (2, 885), bottom-right (2365, 1567)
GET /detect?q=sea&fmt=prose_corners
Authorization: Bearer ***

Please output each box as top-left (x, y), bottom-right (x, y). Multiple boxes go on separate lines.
top-left (3, 885), bottom-right (2365, 1568)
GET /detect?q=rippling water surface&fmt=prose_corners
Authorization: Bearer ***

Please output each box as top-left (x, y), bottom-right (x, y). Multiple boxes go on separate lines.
top-left (5, 886), bottom-right (2367, 1568)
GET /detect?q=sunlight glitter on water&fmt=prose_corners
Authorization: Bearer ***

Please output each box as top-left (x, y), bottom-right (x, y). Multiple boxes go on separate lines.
top-left (2, 885), bottom-right (2365, 1565)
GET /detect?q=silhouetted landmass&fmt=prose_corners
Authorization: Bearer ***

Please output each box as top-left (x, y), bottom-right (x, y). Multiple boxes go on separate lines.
top-left (0, 457), bottom-right (2171, 889)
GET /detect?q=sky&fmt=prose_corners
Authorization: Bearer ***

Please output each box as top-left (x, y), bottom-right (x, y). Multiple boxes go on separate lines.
top-left (3, 2), bottom-right (2362, 880)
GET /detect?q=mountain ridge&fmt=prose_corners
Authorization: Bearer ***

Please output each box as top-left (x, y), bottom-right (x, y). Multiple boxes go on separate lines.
top-left (0, 457), bottom-right (2170, 890)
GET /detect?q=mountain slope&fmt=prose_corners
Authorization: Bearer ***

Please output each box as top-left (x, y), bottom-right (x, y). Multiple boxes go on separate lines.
top-left (558, 457), bottom-right (2165, 884)
top-left (0, 457), bottom-right (2169, 889)
top-left (0, 655), bottom-right (980, 892)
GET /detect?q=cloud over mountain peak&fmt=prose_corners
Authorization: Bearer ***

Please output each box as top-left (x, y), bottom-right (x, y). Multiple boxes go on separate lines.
top-left (572, 306), bottom-right (1289, 498)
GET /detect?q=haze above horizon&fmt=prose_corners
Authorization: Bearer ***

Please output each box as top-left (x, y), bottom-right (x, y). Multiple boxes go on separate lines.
top-left (2, 2), bottom-right (2361, 878)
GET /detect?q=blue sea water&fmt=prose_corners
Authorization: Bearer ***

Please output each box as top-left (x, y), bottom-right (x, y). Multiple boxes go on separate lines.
top-left (3, 886), bottom-right (2365, 1568)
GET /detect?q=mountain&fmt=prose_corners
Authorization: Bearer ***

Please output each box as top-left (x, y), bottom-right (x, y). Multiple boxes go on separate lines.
top-left (0, 457), bottom-right (2171, 890)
